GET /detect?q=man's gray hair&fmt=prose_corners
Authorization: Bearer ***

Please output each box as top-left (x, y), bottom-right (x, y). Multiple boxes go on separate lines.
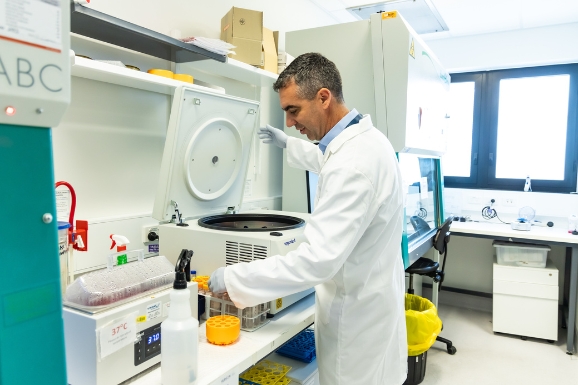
top-left (273, 53), bottom-right (344, 104)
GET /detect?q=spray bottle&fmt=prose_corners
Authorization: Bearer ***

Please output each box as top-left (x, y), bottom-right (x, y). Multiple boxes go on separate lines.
top-left (161, 249), bottom-right (198, 385)
top-left (110, 234), bottom-right (130, 265)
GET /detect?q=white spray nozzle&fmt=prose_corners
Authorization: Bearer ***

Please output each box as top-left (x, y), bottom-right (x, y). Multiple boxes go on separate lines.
top-left (110, 234), bottom-right (130, 250)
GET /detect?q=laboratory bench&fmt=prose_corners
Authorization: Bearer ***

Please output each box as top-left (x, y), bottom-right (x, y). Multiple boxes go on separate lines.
top-left (128, 293), bottom-right (315, 385)
top-left (449, 221), bottom-right (578, 355)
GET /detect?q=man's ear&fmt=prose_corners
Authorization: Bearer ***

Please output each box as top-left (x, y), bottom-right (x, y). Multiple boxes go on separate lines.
top-left (318, 88), bottom-right (332, 109)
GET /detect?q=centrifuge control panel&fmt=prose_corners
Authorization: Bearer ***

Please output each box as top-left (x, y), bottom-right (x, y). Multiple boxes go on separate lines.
top-left (134, 323), bottom-right (162, 366)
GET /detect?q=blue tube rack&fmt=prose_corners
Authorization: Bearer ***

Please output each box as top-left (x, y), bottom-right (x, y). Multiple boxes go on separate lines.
top-left (276, 328), bottom-right (316, 363)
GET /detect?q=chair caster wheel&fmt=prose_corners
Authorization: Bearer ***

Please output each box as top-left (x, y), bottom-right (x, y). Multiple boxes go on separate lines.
top-left (447, 346), bottom-right (457, 355)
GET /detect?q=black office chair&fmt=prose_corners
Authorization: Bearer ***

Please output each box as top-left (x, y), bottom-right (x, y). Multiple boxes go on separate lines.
top-left (406, 217), bottom-right (457, 355)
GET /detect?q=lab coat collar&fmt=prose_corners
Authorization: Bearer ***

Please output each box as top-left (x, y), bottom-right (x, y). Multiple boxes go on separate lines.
top-left (323, 115), bottom-right (373, 161)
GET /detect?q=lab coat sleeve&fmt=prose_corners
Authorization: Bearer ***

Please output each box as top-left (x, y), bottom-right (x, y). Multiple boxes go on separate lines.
top-left (286, 136), bottom-right (322, 173)
top-left (224, 166), bottom-right (376, 308)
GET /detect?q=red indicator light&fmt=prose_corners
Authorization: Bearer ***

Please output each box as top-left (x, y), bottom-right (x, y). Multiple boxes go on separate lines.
top-left (5, 106), bottom-right (16, 116)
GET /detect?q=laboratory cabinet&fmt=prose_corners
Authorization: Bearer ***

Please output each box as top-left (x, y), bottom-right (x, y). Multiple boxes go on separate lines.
top-left (493, 258), bottom-right (559, 341)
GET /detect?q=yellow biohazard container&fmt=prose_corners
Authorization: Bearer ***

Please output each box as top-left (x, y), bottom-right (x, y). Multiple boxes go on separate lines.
top-left (405, 293), bottom-right (442, 356)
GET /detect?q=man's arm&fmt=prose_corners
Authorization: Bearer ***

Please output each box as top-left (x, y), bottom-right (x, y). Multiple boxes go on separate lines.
top-left (223, 166), bottom-right (376, 308)
top-left (286, 136), bottom-right (323, 174)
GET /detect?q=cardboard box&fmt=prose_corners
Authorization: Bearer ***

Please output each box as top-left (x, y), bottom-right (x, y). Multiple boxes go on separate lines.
top-left (221, 7), bottom-right (263, 66)
top-left (260, 27), bottom-right (278, 74)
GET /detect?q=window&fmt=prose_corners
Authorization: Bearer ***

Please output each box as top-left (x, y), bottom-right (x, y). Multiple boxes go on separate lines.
top-left (443, 64), bottom-right (578, 193)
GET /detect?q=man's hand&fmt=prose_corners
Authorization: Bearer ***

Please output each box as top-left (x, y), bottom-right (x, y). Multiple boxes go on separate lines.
top-left (208, 267), bottom-right (227, 294)
top-left (258, 124), bottom-right (288, 149)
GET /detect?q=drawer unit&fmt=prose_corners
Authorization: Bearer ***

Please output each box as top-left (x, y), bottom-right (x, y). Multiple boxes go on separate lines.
top-left (492, 258), bottom-right (558, 341)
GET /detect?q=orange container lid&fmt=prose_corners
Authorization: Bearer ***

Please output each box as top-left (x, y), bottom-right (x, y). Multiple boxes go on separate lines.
top-left (147, 69), bottom-right (174, 78)
top-left (174, 73), bottom-right (194, 83)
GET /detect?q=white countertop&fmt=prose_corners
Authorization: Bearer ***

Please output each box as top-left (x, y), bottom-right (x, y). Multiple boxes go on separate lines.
top-left (129, 293), bottom-right (315, 385)
top-left (450, 221), bottom-right (578, 245)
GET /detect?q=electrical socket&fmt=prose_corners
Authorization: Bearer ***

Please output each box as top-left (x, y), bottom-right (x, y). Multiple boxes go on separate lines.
top-left (142, 225), bottom-right (160, 243)
top-left (503, 198), bottom-right (515, 207)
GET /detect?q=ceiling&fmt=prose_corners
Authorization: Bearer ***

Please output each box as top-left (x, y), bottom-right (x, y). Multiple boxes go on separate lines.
top-left (310, 0), bottom-right (578, 39)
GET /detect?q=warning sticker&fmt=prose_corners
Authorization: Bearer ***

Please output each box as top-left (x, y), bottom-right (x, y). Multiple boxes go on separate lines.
top-left (0, 0), bottom-right (63, 52)
top-left (381, 11), bottom-right (397, 20)
top-left (409, 39), bottom-right (415, 59)
top-left (276, 298), bottom-right (283, 310)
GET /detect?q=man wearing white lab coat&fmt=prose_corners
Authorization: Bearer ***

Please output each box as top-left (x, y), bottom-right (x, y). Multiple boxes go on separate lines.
top-left (209, 53), bottom-right (408, 384)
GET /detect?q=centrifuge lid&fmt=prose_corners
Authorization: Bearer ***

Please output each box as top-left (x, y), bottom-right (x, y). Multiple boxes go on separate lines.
top-left (152, 87), bottom-right (260, 222)
top-left (198, 213), bottom-right (305, 232)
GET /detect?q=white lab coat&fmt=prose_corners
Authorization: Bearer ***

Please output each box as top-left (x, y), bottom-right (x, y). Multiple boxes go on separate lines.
top-left (224, 115), bottom-right (408, 385)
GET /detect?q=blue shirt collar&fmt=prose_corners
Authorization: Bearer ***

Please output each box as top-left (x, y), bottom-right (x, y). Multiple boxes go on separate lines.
top-left (318, 108), bottom-right (361, 154)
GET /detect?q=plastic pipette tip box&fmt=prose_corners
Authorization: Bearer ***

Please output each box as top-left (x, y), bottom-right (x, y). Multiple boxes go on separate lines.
top-left (276, 328), bottom-right (316, 363)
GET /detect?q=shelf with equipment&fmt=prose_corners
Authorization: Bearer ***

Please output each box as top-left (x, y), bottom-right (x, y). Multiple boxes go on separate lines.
top-left (70, 2), bottom-right (226, 64)
top-left (70, 3), bottom-right (278, 88)
top-left (71, 55), bottom-right (224, 96)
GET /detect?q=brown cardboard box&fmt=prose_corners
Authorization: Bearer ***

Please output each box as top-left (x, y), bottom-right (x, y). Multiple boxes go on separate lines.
top-left (260, 27), bottom-right (278, 74)
top-left (229, 37), bottom-right (263, 66)
top-left (221, 7), bottom-right (263, 66)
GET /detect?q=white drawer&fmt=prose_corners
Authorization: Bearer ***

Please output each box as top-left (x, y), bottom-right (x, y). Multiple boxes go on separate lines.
top-left (493, 293), bottom-right (558, 340)
top-left (493, 258), bottom-right (558, 285)
top-left (493, 279), bottom-right (558, 300)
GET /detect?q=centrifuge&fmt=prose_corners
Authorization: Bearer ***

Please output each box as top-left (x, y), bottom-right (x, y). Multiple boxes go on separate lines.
top-left (153, 86), bottom-right (313, 314)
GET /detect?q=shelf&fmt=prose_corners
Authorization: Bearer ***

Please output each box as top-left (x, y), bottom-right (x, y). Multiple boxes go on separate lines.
top-left (129, 294), bottom-right (315, 385)
top-left (185, 58), bottom-right (278, 88)
top-left (71, 56), bottom-right (225, 96)
top-left (71, 3), bottom-right (226, 64)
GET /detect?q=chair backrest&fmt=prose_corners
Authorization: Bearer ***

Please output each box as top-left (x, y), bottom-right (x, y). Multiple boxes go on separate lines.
top-left (433, 217), bottom-right (453, 255)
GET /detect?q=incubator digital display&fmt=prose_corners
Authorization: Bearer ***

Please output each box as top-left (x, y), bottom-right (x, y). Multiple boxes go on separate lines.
top-left (147, 333), bottom-right (160, 345)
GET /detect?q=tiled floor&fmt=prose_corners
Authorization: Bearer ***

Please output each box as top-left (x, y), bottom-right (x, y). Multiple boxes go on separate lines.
top-left (421, 304), bottom-right (578, 385)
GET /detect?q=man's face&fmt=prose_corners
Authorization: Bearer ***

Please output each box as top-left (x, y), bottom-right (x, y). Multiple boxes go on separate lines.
top-left (279, 80), bottom-right (325, 141)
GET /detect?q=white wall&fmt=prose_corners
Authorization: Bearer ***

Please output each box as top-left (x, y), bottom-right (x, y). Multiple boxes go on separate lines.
top-left (85, 0), bottom-right (337, 52)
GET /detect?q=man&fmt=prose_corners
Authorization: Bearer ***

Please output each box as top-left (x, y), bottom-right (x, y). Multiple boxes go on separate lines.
top-left (209, 53), bottom-right (407, 384)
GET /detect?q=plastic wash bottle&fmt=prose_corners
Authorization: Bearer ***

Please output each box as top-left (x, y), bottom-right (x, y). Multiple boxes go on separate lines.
top-left (161, 249), bottom-right (198, 385)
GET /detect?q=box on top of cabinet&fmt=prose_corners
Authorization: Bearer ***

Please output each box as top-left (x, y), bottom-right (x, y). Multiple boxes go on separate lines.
top-left (493, 241), bottom-right (550, 268)
top-left (221, 7), bottom-right (263, 66)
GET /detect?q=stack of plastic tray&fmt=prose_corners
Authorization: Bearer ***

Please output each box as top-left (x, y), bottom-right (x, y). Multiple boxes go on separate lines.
top-left (239, 360), bottom-right (291, 385)
top-left (203, 293), bottom-right (270, 332)
top-left (276, 329), bottom-right (316, 363)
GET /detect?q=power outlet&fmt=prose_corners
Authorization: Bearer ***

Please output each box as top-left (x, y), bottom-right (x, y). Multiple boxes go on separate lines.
top-left (503, 198), bottom-right (515, 207)
top-left (142, 225), bottom-right (160, 243)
